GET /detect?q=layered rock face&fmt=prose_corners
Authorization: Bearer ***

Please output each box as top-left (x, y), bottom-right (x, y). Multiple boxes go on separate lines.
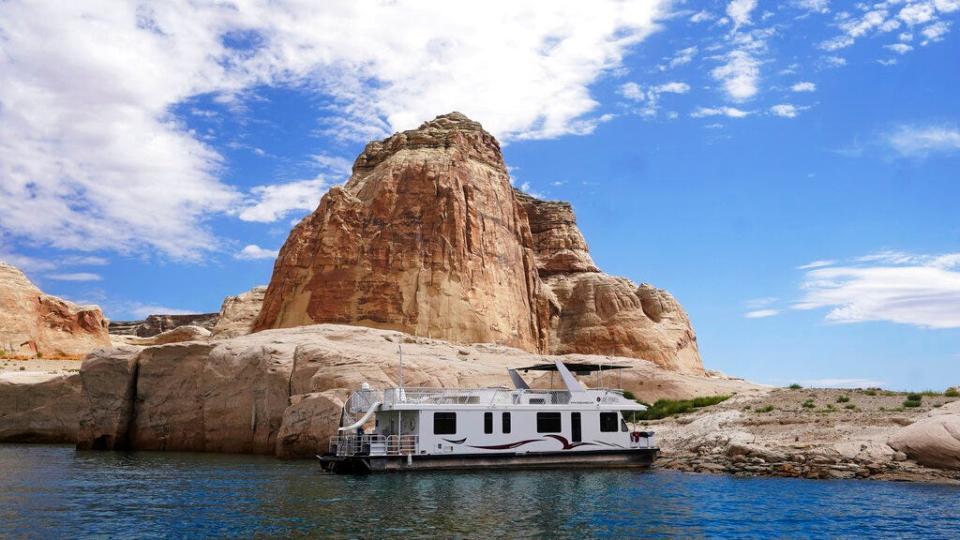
top-left (255, 112), bottom-right (702, 374)
top-left (0, 262), bottom-right (111, 358)
top-left (0, 371), bottom-right (81, 443)
top-left (109, 313), bottom-right (218, 337)
top-left (254, 113), bottom-right (543, 352)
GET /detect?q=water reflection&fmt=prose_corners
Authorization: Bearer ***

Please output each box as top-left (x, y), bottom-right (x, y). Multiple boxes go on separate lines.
top-left (1, 445), bottom-right (958, 538)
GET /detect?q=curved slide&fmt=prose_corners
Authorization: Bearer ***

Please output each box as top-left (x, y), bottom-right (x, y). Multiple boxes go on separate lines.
top-left (338, 401), bottom-right (382, 432)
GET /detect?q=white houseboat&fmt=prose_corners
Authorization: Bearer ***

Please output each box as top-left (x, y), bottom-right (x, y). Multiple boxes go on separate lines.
top-left (319, 359), bottom-right (658, 473)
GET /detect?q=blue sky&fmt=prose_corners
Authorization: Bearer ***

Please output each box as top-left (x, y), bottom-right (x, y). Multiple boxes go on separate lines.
top-left (1, 1), bottom-right (958, 389)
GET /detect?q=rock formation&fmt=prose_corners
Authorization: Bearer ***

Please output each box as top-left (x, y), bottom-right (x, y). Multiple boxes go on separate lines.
top-left (62, 324), bottom-right (749, 457)
top-left (0, 371), bottom-right (81, 443)
top-left (888, 402), bottom-right (960, 471)
top-left (254, 113), bottom-right (703, 373)
top-left (0, 262), bottom-right (111, 358)
top-left (210, 286), bottom-right (267, 339)
top-left (109, 313), bottom-right (218, 337)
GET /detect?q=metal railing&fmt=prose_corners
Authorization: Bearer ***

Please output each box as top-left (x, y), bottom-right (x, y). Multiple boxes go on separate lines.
top-left (329, 434), bottom-right (419, 457)
top-left (346, 386), bottom-right (633, 410)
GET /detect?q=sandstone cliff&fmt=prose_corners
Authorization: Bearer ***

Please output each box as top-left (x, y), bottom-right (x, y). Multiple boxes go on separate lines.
top-left (254, 113), bottom-right (703, 374)
top-left (210, 286), bottom-right (267, 339)
top-left (0, 262), bottom-right (111, 358)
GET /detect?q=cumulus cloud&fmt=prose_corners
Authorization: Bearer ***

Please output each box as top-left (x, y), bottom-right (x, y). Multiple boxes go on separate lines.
top-left (235, 244), bottom-right (279, 260)
top-left (791, 81), bottom-right (817, 92)
top-left (770, 104), bottom-right (799, 118)
top-left (885, 124), bottom-right (960, 157)
top-left (0, 0), bottom-right (669, 260)
top-left (794, 251), bottom-right (960, 329)
top-left (820, 1), bottom-right (956, 53)
top-left (727, 0), bottom-right (758, 28)
top-left (711, 49), bottom-right (761, 101)
top-left (885, 43), bottom-right (914, 54)
top-left (237, 177), bottom-right (329, 223)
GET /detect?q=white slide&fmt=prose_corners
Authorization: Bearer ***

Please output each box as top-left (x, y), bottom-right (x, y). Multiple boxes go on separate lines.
top-left (338, 401), bottom-right (383, 431)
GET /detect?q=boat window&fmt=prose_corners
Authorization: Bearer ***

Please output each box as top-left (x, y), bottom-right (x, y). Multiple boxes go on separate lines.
top-left (600, 412), bottom-right (619, 432)
top-left (484, 412), bottom-right (493, 434)
top-left (621, 418), bottom-right (628, 432)
top-left (433, 412), bottom-right (457, 435)
top-left (536, 412), bottom-right (562, 433)
top-left (502, 412), bottom-right (511, 434)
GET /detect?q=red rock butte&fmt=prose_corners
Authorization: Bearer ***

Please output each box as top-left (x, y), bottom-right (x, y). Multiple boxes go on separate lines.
top-left (254, 112), bottom-right (703, 374)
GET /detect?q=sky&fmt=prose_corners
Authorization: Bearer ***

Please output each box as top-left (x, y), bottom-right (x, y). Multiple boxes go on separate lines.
top-left (1, 0), bottom-right (958, 390)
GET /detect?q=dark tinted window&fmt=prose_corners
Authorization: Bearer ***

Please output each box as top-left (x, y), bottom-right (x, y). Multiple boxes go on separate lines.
top-left (537, 412), bottom-right (562, 433)
top-left (484, 412), bottom-right (493, 434)
top-left (502, 412), bottom-right (511, 434)
top-left (621, 418), bottom-right (628, 432)
top-left (600, 412), bottom-right (619, 432)
top-left (434, 412), bottom-right (456, 435)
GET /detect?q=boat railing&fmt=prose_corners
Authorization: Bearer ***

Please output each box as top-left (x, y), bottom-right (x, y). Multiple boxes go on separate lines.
top-left (346, 387), bottom-right (631, 411)
top-left (329, 434), bottom-right (419, 457)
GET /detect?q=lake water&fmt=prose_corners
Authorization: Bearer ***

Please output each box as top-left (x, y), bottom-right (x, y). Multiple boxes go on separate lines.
top-left (1, 445), bottom-right (959, 539)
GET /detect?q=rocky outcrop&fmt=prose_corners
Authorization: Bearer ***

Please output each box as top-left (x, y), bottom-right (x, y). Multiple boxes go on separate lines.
top-left (254, 113), bottom-right (703, 373)
top-left (210, 286), bottom-right (266, 339)
top-left (68, 324), bottom-right (748, 457)
top-left (888, 403), bottom-right (960, 471)
top-left (109, 313), bottom-right (218, 337)
top-left (0, 262), bottom-right (111, 358)
top-left (0, 371), bottom-right (81, 443)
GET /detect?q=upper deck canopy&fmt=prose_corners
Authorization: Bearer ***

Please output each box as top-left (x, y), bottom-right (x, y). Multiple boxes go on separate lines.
top-left (517, 362), bottom-right (630, 374)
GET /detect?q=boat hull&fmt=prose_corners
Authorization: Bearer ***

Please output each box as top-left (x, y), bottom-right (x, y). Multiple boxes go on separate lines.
top-left (319, 448), bottom-right (659, 474)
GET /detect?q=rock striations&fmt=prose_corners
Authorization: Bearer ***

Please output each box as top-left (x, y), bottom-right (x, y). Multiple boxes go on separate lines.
top-left (255, 113), bottom-right (703, 373)
top-left (0, 262), bottom-right (111, 358)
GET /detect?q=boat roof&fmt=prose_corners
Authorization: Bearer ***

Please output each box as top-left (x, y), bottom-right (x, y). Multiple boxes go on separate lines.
top-left (517, 361), bottom-right (630, 374)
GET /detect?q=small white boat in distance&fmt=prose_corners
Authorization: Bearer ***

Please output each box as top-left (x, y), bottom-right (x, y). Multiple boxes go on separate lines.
top-left (319, 360), bottom-right (657, 473)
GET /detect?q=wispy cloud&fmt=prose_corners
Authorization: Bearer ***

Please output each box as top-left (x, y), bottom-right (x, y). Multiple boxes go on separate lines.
top-left (128, 304), bottom-right (197, 319)
top-left (235, 244), bottom-right (279, 260)
top-left (790, 81), bottom-right (816, 92)
top-left (745, 309), bottom-right (780, 318)
top-left (45, 272), bottom-right (102, 282)
top-left (770, 104), bottom-right (799, 118)
top-left (797, 259), bottom-right (835, 270)
top-left (884, 124), bottom-right (960, 157)
top-left (794, 251), bottom-right (960, 329)
top-left (691, 106), bottom-right (751, 118)
top-left (618, 81), bottom-right (690, 117)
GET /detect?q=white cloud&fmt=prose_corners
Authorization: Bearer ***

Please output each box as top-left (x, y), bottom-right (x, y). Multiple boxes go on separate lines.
top-left (711, 49), bottom-right (761, 101)
top-left (745, 297), bottom-right (777, 308)
top-left (619, 82), bottom-right (645, 101)
top-left (885, 124), bottom-right (960, 157)
top-left (237, 177), bottom-right (329, 222)
top-left (745, 309), bottom-right (779, 318)
top-left (663, 46), bottom-right (698, 70)
top-left (794, 0), bottom-right (831, 14)
top-left (619, 81), bottom-right (689, 117)
top-left (921, 21), bottom-right (951, 43)
top-left (656, 82), bottom-right (691, 94)
top-left (690, 11), bottom-right (715, 23)
top-left (311, 153), bottom-right (354, 178)
top-left (0, 253), bottom-right (56, 272)
top-left (727, 0), bottom-right (758, 29)
top-left (822, 55), bottom-right (847, 67)
top-left (797, 259), bottom-right (835, 270)
top-left (691, 106), bottom-right (751, 118)
top-left (885, 43), bottom-right (914, 54)
top-left (0, 0), bottom-right (669, 260)
top-left (45, 272), bottom-right (102, 282)
top-left (794, 252), bottom-right (960, 329)
top-left (770, 104), bottom-right (799, 118)
top-left (899, 3), bottom-right (936, 25)
top-left (235, 244), bottom-right (279, 260)
top-left (791, 81), bottom-right (817, 92)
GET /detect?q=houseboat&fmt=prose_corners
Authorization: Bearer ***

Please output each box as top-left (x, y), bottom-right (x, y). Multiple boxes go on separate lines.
top-left (318, 359), bottom-right (658, 473)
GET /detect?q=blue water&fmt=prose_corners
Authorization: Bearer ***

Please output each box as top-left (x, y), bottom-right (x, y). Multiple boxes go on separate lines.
top-left (1, 445), bottom-right (958, 539)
